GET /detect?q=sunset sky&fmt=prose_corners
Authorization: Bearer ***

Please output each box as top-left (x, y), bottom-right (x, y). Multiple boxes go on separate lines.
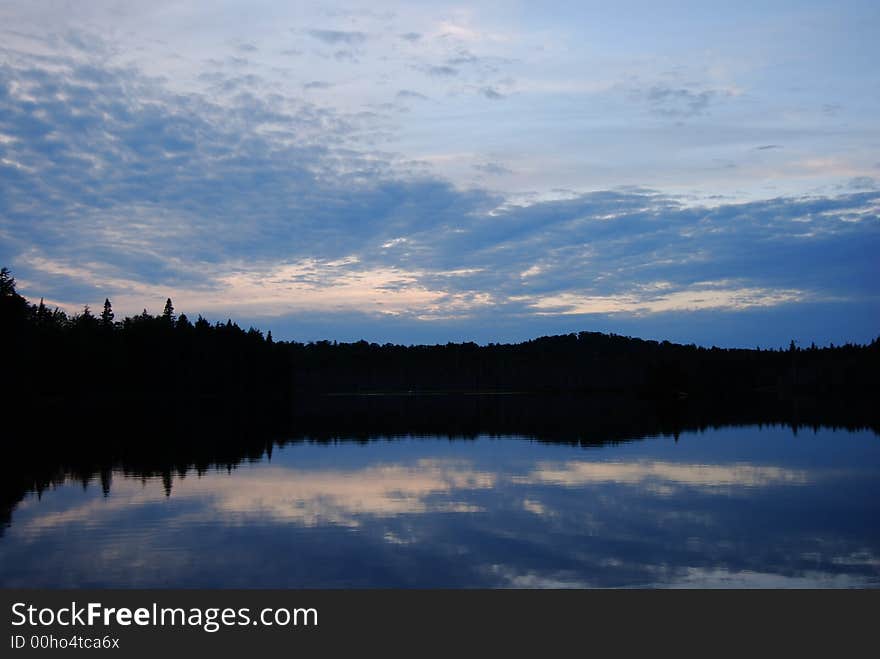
top-left (1, 1), bottom-right (877, 347)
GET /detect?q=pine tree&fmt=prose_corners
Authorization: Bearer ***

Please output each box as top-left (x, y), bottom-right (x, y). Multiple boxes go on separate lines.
top-left (101, 298), bottom-right (114, 328)
top-left (0, 267), bottom-right (15, 296)
top-left (0, 268), bottom-right (28, 323)
top-left (162, 298), bottom-right (175, 324)
top-left (77, 304), bottom-right (98, 329)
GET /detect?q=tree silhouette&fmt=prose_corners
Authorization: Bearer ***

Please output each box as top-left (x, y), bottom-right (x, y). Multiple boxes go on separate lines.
top-left (0, 267), bottom-right (15, 297)
top-left (101, 298), bottom-right (114, 328)
top-left (36, 298), bottom-right (48, 325)
top-left (162, 298), bottom-right (175, 325)
top-left (0, 267), bottom-right (29, 327)
top-left (77, 305), bottom-right (98, 329)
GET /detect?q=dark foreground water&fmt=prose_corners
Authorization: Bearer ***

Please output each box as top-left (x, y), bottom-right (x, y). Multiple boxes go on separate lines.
top-left (2, 418), bottom-right (879, 588)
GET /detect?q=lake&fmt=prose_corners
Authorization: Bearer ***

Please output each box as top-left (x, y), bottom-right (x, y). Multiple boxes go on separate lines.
top-left (2, 397), bottom-right (879, 588)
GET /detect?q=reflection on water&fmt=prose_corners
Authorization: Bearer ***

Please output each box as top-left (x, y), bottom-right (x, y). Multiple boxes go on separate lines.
top-left (2, 419), bottom-right (879, 588)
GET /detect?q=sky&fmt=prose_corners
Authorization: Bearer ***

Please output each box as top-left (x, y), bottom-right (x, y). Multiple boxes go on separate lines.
top-left (0, 1), bottom-right (878, 347)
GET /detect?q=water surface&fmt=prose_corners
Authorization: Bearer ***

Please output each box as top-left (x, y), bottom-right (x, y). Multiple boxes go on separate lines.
top-left (2, 422), bottom-right (879, 588)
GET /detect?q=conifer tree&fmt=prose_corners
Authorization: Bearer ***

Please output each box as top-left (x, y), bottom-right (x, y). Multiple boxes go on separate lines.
top-left (0, 267), bottom-right (15, 296)
top-left (101, 298), bottom-right (114, 328)
top-left (162, 298), bottom-right (175, 324)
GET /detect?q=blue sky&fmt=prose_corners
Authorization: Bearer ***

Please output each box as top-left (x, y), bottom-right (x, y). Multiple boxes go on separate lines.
top-left (1, 1), bottom-right (877, 347)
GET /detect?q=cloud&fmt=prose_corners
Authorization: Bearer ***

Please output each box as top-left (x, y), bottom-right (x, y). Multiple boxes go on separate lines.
top-left (479, 86), bottom-right (504, 100)
top-left (307, 29), bottom-right (367, 45)
top-left (1, 43), bottom-right (878, 346)
top-left (397, 89), bottom-right (428, 100)
top-left (426, 65), bottom-right (458, 77)
top-left (822, 103), bottom-right (842, 116)
top-left (846, 176), bottom-right (877, 190)
top-left (486, 565), bottom-right (590, 588)
top-left (400, 32), bottom-right (421, 42)
top-left (645, 85), bottom-right (718, 117)
top-left (473, 161), bottom-right (512, 175)
top-left (447, 52), bottom-right (480, 66)
top-left (332, 49), bottom-right (358, 62)
top-left (665, 568), bottom-right (875, 589)
top-left (517, 286), bottom-right (806, 316)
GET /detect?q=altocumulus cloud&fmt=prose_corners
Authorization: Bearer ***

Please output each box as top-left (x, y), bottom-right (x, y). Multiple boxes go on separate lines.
top-left (0, 47), bottom-right (878, 346)
top-left (306, 29), bottom-right (368, 46)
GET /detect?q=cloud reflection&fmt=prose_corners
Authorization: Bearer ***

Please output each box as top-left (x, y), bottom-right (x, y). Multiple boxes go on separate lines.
top-left (15, 457), bottom-right (811, 542)
top-left (15, 459), bottom-right (496, 535)
top-left (515, 460), bottom-right (810, 494)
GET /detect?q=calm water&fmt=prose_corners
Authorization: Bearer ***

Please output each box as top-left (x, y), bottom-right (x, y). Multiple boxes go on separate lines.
top-left (2, 424), bottom-right (879, 588)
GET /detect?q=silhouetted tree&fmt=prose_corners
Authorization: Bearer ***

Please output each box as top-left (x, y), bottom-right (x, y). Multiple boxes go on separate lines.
top-left (0, 267), bottom-right (29, 330)
top-left (36, 298), bottom-right (48, 325)
top-left (0, 267), bottom-right (15, 297)
top-left (162, 298), bottom-right (175, 325)
top-left (77, 305), bottom-right (98, 329)
top-left (101, 298), bottom-right (114, 328)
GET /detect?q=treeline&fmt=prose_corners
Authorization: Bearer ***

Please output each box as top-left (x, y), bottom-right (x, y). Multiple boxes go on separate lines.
top-left (0, 268), bottom-right (290, 404)
top-left (289, 334), bottom-right (880, 396)
top-left (2, 267), bottom-right (878, 399)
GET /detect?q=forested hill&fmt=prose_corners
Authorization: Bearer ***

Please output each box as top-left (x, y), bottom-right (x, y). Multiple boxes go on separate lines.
top-left (287, 331), bottom-right (878, 395)
top-left (2, 267), bottom-right (877, 400)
